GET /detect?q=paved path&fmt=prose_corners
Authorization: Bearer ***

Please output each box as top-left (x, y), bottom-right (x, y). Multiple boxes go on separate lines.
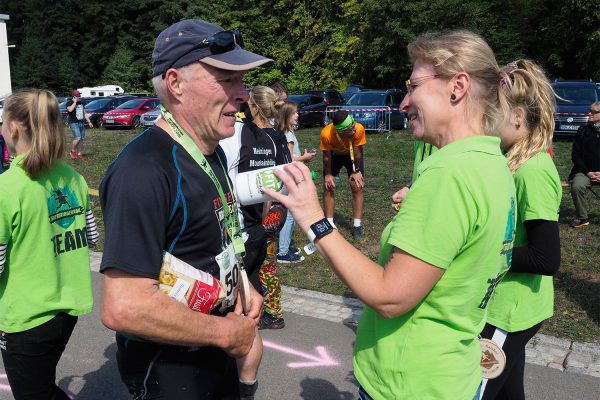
top-left (90, 251), bottom-right (600, 378)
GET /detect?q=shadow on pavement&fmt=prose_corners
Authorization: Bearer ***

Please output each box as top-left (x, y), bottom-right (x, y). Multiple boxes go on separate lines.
top-left (58, 343), bottom-right (129, 399)
top-left (300, 376), bottom-right (355, 400)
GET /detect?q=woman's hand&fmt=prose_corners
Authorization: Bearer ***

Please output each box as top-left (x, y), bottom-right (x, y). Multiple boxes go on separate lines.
top-left (263, 162), bottom-right (325, 233)
top-left (391, 186), bottom-right (410, 211)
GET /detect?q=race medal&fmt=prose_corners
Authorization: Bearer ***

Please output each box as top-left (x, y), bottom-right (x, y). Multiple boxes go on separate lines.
top-left (238, 265), bottom-right (251, 315)
top-left (480, 338), bottom-right (506, 379)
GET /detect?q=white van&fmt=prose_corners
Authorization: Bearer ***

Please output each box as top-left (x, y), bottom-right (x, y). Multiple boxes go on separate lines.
top-left (77, 85), bottom-right (124, 98)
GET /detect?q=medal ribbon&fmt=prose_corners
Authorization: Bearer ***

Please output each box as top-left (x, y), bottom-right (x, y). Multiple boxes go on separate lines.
top-left (160, 105), bottom-right (245, 256)
top-left (335, 132), bottom-right (356, 173)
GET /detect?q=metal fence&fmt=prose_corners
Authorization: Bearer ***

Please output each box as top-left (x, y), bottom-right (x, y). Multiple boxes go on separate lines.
top-left (325, 106), bottom-right (393, 136)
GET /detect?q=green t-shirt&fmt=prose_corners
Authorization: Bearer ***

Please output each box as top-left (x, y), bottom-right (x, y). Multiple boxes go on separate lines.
top-left (0, 155), bottom-right (93, 333)
top-left (487, 151), bottom-right (561, 332)
top-left (353, 136), bottom-right (516, 400)
top-left (411, 141), bottom-right (437, 183)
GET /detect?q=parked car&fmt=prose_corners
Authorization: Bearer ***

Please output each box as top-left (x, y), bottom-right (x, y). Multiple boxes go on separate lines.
top-left (304, 89), bottom-right (345, 107)
top-left (552, 80), bottom-right (600, 138)
top-left (288, 94), bottom-right (329, 128)
top-left (345, 89), bottom-right (408, 131)
top-left (102, 97), bottom-right (160, 129)
top-left (0, 97), bottom-right (3, 124)
top-left (85, 96), bottom-right (137, 127)
top-left (141, 106), bottom-right (161, 127)
top-left (342, 84), bottom-right (363, 102)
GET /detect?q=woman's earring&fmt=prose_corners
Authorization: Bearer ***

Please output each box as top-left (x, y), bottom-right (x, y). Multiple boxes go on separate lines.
top-left (450, 93), bottom-right (457, 102)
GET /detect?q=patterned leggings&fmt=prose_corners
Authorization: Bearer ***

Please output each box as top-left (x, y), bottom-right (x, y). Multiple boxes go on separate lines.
top-left (258, 235), bottom-right (282, 318)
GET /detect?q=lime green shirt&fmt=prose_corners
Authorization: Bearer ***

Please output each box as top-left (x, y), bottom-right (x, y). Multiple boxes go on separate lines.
top-left (487, 152), bottom-right (561, 332)
top-left (411, 141), bottom-right (437, 183)
top-left (0, 155), bottom-right (93, 333)
top-left (353, 136), bottom-right (516, 400)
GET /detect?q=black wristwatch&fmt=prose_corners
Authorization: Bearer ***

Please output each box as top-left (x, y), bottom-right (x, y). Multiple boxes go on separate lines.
top-left (307, 218), bottom-right (337, 243)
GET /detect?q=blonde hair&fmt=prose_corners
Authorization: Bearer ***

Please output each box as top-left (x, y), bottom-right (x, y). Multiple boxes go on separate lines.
top-left (3, 89), bottom-right (66, 178)
top-left (248, 85), bottom-right (284, 122)
top-left (499, 59), bottom-right (556, 173)
top-left (407, 30), bottom-right (505, 135)
top-left (276, 100), bottom-right (298, 133)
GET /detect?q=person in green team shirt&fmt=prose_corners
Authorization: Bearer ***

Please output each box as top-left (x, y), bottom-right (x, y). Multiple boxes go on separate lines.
top-left (265, 30), bottom-right (516, 400)
top-left (480, 60), bottom-right (561, 400)
top-left (391, 141), bottom-right (437, 211)
top-left (0, 89), bottom-right (98, 400)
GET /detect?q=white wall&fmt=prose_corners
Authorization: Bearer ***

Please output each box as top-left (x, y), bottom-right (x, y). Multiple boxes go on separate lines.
top-left (0, 14), bottom-right (13, 99)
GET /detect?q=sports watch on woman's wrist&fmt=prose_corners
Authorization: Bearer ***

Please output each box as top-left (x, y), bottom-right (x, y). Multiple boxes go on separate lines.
top-left (306, 218), bottom-right (337, 243)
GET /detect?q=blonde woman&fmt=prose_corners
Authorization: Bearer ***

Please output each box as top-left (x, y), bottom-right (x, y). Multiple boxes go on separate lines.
top-left (0, 89), bottom-right (97, 399)
top-left (266, 30), bottom-right (516, 400)
top-left (275, 100), bottom-right (316, 263)
top-left (480, 59), bottom-right (561, 400)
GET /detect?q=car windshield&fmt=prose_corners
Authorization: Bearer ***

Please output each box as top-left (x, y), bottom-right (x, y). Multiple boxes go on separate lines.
top-left (288, 95), bottom-right (310, 105)
top-left (346, 92), bottom-right (386, 106)
top-left (85, 98), bottom-right (112, 110)
top-left (554, 87), bottom-right (599, 105)
top-left (116, 99), bottom-right (145, 110)
top-left (59, 101), bottom-right (67, 110)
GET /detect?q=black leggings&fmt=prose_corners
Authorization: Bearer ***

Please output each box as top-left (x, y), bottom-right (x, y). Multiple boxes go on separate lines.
top-left (479, 322), bottom-right (542, 400)
top-left (1, 313), bottom-right (77, 400)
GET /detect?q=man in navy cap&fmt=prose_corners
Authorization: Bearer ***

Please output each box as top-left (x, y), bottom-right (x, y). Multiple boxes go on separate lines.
top-left (100, 19), bottom-right (271, 399)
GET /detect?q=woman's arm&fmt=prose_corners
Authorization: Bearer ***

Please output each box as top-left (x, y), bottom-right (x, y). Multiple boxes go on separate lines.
top-left (509, 219), bottom-right (560, 275)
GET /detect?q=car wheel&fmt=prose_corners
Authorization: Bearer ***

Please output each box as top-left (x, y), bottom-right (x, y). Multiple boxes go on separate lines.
top-left (402, 114), bottom-right (409, 130)
top-left (63, 116), bottom-right (69, 127)
top-left (131, 116), bottom-right (141, 129)
top-left (94, 118), bottom-right (103, 129)
top-left (377, 120), bottom-right (387, 133)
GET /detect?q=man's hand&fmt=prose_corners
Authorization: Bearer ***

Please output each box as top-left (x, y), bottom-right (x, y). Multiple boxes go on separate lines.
top-left (87, 121), bottom-right (94, 128)
top-left (589, 171), bottom-right (600, 183)
top-left (324, 174), bottom-right (336, 191)
top-left (221, 312), bottom-right (257, 358)
top-left (234, 285), bottom-right (262, 325)
top-left (349, 171), bottom-right (364, 188)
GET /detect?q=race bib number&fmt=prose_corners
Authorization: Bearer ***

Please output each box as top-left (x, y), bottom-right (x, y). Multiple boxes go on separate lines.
top-left (215, 243), bottom-right (240, 312)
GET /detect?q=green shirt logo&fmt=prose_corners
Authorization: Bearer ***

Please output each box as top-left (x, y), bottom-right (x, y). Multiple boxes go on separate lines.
top-left (48, 187), bottom-right (84, 229)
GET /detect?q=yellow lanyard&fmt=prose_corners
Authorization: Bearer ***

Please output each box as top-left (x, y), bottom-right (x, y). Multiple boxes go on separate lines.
top-left (335, 132), bottom-right (356, 172)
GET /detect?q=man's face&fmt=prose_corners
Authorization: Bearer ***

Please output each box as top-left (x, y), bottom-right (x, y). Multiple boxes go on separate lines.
top-left (590, 106), bottom-right (600, 126)
top-left (338, 122), bottom-right (356, 139)
top-left (179, 62), bottom-right (248, 141)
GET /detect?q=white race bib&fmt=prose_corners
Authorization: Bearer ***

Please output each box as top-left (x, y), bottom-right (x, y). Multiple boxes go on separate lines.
top-left (215, 243), bottom-right (240, 312)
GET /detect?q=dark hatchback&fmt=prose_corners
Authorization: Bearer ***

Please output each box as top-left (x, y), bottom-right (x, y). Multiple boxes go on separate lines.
top-left (85, 96), bottom-right (138, 127)
top-left (346, 89), bottom-right (408, 131)
top-left (288, 94), bottom-right (329, 128)
top-left (59, 97), bottom-right (97, 126)
top-left (552, 80), bottom-right (600, 138)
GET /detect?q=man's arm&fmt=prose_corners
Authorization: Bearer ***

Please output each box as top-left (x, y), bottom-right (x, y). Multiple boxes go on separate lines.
top-left (66, 99), bottom-right (76, 112)
top-left (571, 128), bottom-right (589, 175)
top-left (101, 268), bottom-right (257, 358)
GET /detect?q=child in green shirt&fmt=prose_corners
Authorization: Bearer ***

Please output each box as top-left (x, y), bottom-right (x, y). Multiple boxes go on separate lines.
top-left (0, 89), bottom-right (98, 399)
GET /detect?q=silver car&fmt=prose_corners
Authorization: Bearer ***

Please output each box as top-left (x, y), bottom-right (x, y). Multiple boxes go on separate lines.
top-left (141, 106), bottom-right (161, 127)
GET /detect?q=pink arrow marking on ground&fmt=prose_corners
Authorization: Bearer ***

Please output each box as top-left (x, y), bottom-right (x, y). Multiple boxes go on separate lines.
top-left (262, 340), bottom-right (339, 368)
top-left (0, 373), bottom-right (10, 391)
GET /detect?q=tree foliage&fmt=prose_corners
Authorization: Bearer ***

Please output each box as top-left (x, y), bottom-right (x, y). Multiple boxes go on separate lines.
top-left (3, 0), bottom-right (599, 95)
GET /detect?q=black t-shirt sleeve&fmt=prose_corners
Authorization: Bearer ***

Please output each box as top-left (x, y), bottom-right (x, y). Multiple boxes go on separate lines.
top-left (510, 219), bottom-right (560, 276)
top-left (100, 156), bottom-right (170, 279)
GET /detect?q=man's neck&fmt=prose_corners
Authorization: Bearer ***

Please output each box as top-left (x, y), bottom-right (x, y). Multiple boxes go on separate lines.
top-left (156, 118), bottom-right (216, 155)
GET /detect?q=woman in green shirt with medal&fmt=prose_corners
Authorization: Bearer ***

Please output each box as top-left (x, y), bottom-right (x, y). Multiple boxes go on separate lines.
top-left (480, 59), bottom-right (561, 400)
top-left (266, 30), bottom-right (516, 400)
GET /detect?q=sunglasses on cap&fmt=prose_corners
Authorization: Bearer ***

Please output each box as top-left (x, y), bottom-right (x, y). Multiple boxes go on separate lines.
top-left (162, 29), bottom-right (244, 78)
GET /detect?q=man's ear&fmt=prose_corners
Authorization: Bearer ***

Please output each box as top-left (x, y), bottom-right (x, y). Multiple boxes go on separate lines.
top-left (164, 69), bottom-right (185, 99)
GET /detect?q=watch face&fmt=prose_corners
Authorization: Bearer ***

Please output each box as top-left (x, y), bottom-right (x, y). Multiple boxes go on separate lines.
top-left (313, 220), bottom-right (332, 235)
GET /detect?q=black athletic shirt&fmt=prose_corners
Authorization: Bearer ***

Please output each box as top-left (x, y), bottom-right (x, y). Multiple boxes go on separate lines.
top-left (99, 125), bottom-right (236, 305)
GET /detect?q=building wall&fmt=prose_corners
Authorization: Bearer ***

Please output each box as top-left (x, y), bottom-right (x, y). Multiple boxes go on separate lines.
top-left (0, 14), bottom-right (13, 98)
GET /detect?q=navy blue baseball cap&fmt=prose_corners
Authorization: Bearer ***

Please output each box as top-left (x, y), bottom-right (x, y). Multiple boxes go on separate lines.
top-left (152, 19), bottom-right (272, 77)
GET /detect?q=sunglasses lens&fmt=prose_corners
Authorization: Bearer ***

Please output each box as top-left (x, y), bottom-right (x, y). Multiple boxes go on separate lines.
top-left (210, 30), bottom-right (241, 54)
